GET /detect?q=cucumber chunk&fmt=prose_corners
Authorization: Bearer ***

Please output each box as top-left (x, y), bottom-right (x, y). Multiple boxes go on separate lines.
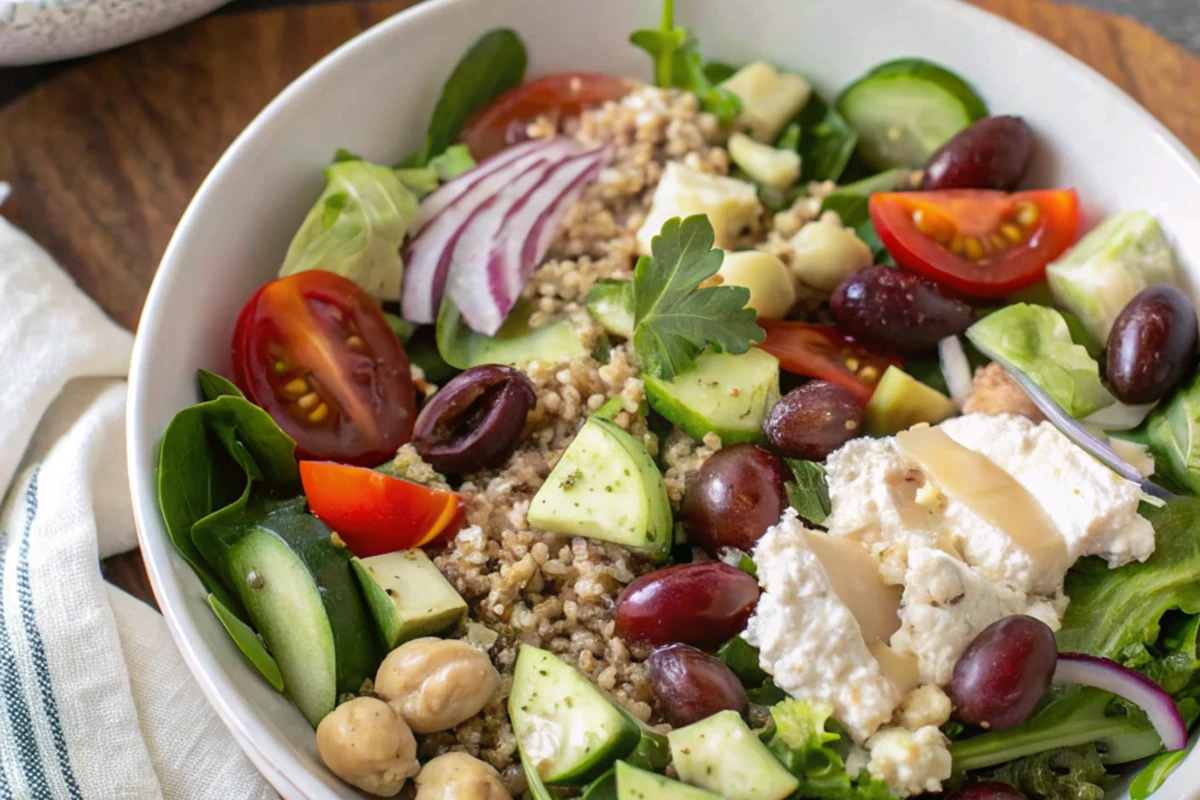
top-left (668, 710), bottom-right (800, 800)
top-left (644, 349), bottom-right (781, 445)
top-left (509, 645), bottom-right (642, 785)
top-left (837, 58), bottom-right (987, 169)
top-left (351, 549), bottom-right (467, 650)
top-left (585, 279), bottom-right (634, 340)
top-left (438, 300), bottom-right (587, 370)
top-left (527, 417), bottom-right (672, 560)
top-left (616, 761), bottom-right (722, 800)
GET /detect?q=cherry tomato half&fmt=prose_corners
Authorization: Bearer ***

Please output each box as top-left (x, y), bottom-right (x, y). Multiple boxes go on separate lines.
top-left (300, 461), bottom-right (464, 557)
top-left (233, 271), bottom-right (416, 466)
top-left (756, 320), bottom-right (901, 403)
top-left (461, 73), bottom-right (632, 160)
top-left (870, 189), bottom-right (1079, 298)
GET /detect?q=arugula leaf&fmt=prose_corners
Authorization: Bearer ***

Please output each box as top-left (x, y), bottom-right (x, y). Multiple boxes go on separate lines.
top-left (420, 29), bottom-right (527, 164)
top-left (791, 94), bottom-right (858, 183)
top-left (631, 215), bottom-right (765, 380)
top-left (764, 699), bottom-right (893, 799)
top-left (630, 0), bottom-right (742, 125)
top-left (784, 459), bottom-right (831, 525)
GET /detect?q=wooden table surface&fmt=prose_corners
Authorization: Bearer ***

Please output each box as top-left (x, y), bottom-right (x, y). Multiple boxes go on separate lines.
top-left (1, 0), bottom-right (1199, 609)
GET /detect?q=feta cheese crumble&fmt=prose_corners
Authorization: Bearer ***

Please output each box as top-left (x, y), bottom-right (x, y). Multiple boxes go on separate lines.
top-left (865, 726), bottom-right (952, 796)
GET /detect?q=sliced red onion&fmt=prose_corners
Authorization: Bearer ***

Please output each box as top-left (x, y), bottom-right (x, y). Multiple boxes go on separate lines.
top-left (939, 335), bottom-right (974, 409)
top-left (985, 355), bottom-right (1173, 500)
top-left (411, 138), bottom-right (550, 233)
top-left (1054, 653), bottom-right (1189, 752)
top-left (1081, 400), bottom-right (1158, 431)
top-left (401, 137), bottom-right (582, 323)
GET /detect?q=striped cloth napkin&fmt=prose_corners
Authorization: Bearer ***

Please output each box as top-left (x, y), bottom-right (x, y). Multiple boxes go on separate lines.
top-left (0, 184), bottom-right (276, 799)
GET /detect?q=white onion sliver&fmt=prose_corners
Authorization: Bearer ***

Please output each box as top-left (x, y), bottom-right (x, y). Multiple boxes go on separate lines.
top-left (1053, 653), bottom-right (1189, 752)
top-left (401, 138), bottom-right (582, 323)
top-left (939, 335), bottom-right (974, 409)
top-left (1081, 400), bottom-right (1158, 431)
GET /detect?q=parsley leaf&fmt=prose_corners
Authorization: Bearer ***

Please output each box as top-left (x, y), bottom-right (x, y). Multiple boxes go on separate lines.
top-left (630, 0), bottom-right (742, 125)
top-left (631, 215), bottom-right (765, 381)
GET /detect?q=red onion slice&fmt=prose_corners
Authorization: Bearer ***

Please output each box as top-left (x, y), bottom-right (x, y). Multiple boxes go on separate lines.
top-left (401, 137), bottom-right (581, 323)
top-left (939, 335), bottom-right (973, 409)
top-left (1054, 653), bottom-right (1189, 752)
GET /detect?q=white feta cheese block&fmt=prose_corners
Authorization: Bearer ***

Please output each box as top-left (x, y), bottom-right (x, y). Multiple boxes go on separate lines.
top-left (635, 162), bottom-right (759, 255)
top-left (890, 547), bottom-right (1060, 686)
top-left (865, 726), bottom-right (952, 796)
top-left (720, 62), bottom-right (813, 143)
top-left (744, 510), bottom-right (904, 743)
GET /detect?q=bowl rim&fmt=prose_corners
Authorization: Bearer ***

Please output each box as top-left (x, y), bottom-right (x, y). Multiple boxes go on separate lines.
top-left (126, 0), bottom-right (1200, 797)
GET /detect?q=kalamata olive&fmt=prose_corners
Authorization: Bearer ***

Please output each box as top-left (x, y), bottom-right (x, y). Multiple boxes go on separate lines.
top-left (1106, 285), bottom-right (1199, 404)
top-left (948, 781), bottom-right (1028, 800)
top-left (646, 644), bottom-right (748, 727)
top-left (679, 443), bottom-right (791, 556)
top-left (412, 365), bottom-right (536, 476)
top-left (949, 615), bottom-right (1058, 730)
top-left (615, 562), bottom-right (759, 650)
top-left (831, 265), bottom-right (975, 354)
top-left (764, 381), bottom-right (865, 460)
top-left (921, 116), bottom-right (1036, 192)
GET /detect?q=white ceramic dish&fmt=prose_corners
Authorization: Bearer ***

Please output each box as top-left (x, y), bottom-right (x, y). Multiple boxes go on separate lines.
top-left (126, 0), bottom-right (1200, 797)
top-left (0, 0), bottom-right (231, 66)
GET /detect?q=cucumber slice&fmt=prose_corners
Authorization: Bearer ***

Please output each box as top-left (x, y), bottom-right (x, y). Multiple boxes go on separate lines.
top-left (509, 645), bottom-right (641, 785)
top-left (207, 593), bottom-right (284, 692)
top-left (837, 58), bottom-right (987, 169)
top-left (644, 349), bottom-right (781, 445)
top-left (668, 710), bottom-right (800, 800)
top-left (351, 550), bottom-right (466, 650)
top-left (616, 761), bottom-right (723, 800)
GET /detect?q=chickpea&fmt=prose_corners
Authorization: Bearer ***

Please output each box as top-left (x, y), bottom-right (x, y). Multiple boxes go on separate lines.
top-left (315, 696), bottom-right (419, 797)
top-left (790, 218), bottom-right (873, 293)
top-left (414, 752), bottom-right (512, 800)
top-left (717, 250), bottom-right (797, 320)
top-left (375, 638), bottom-right (500, 734)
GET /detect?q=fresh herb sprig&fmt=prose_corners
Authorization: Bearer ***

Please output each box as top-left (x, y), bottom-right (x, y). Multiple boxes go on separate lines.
top-left (631, 215), bottom-right (765, 381)
top-left (630, 0), bottom-right (742, 125)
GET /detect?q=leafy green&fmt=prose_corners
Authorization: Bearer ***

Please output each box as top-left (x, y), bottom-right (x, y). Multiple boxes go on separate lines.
top-left (976, 745), bottom-right (1109, 800)
top-left (1147, 371), bottom-right (1200, 495)
top-left (629, 0), bottom-right (742, 125)
top-left (197, 369), bottom-right (243, 402)
top-left (1129, 750), bottom-right (1187, 800)
top-left (437, 299), bottom-right (587, 370)
top-left (819, 189), bottom-right (889, 262)
top-left (791, 94), bottom-right (858, 183)
top-left (157, 381), bottom-right (301, 617)
top-left (419, 29), bottom-right (527, 164)
top-left (208, 593), bottom-right (284, 691)
top-left (394, 166), bottom-right (439, 198)
top-left (784, 459), bottom-right (831, 525)
top-left (279, 156), bottom-right (419, 301)
top-left (625, 726), bottom-right (672, 772)
top-left (631, 215), bottom-right (765, 380)
top-left (428, 143), bottom-right (477, 181)
top-left (763, 699), bottom-right (893, 799)
top-left (579, 768), bottom-right (616, 800)
top-left (965, 303), bottom-right (1116, 418)
top-left (717, 636), bottom-right (768, 687)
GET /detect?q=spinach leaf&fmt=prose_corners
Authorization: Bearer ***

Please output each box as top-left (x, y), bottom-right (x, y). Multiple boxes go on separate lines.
top-left (784, 459), bottom-right (831, 526)
top-left (208, 593), bottom-right (284, 691)
top-left (197, 369), bottom-right (243, 401)
top-left (631, 215), bottom-right (765, 380)
top-left (792, 94), bottom-right (858, 183)
top-left (625, 726), bottom-right (672, 772)
top-left (630, 0), bottom-right (742, 125)
top-left (717, 636), bottom-right (768, 686)
top-left (420, 29), bottom-right (527, 164)
top-left (579, 769), bottom-right (616, 800)
top-left (1146, 371), bottom-right (1200, 495)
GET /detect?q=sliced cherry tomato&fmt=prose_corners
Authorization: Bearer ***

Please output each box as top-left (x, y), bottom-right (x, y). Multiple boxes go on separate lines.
top-left (756, 320), bottom-right (902, 403)
top-left (461, 73), bottom-right (632, 159)
top-left (300, 461), bottom-right (465, 557)
top-left (870, 189), bottom-right (1079, 298)
top-left (233, 271), bottom-right (416, 466)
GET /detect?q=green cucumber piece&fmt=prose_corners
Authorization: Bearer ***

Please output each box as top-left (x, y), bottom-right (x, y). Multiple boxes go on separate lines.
top-left (437, 299), bottom-right (587, 370)
top-left (644, 349), bottom-right (780, 445)
top-left (351, 550), bottom-right (466, 650)
top-left (616, 761), bottom-right (722, 800)
top-left (668, 710), bottom-right (800, 800)
top-left (585, 280), bottom-right (634, 339)
top-left (207, 593), bottom-right (284, 692)
top-left (509, 645), bottom-right (642, 785)
top-left (837, 58), bottom-right (987, 169)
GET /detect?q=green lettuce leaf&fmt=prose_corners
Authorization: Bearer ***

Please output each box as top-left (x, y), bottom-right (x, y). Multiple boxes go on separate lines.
top-left (764, 699), bottom-right (893, 799)
top-left (1146, 370), bottom-right (1200, 495)
top-left (279, 157), bottom-right (419, 301)
top-left (965, 303), bottom-right (1115, 418)
top-left (975, 745), bottom-right (1108, 800)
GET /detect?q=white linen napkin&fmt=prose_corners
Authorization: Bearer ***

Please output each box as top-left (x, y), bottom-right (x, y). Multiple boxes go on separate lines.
top-left (0, 183), bottom-right (277, 800)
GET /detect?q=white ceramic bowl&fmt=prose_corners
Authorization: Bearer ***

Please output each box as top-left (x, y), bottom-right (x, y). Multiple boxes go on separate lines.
top-left (127, 0), bottom-right (1200, 797)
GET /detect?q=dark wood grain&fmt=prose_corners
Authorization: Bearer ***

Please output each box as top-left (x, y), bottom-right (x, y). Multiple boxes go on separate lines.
top-left (1, 0), bottom-right (1197, 608)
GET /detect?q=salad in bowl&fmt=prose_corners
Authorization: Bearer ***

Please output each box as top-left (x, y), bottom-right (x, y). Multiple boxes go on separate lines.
top-left (152, 2), bottom-right (1200, 798)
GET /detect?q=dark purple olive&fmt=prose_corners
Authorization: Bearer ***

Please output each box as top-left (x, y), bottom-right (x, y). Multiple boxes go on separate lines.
top-left (831, 265), bottom-right (975, 354)
top-left (1106, 285), bottom-right (1199, 404)
top-left (922, 116), bottom-right (1036, 192)
top-left (949, 615), bottom-right (1058, 730)
top-left (949, 781), bottom-right (1029, 800)
top-left (647, 644), bottom-right (748, 727)
top-left (680, 443), bottom-right (791, 556)
top-left (412, 365), bottom-right (536, 476)
top-left (764, 381), bottom-right (864, 460)
top-left (615, 563), bottom-right (760, 650)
